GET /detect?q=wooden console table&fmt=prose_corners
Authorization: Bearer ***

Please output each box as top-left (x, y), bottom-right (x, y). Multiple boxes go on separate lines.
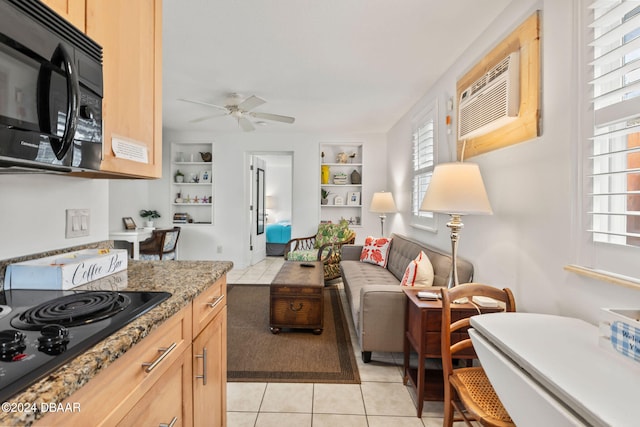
top-left (402, 288), bottom-right (501, 417)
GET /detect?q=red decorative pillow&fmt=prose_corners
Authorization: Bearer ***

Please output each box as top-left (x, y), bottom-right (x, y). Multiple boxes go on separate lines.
top-left (400, 251), bottom-right (434, 287)
top-left (360, 236), bottom-right (392, 268)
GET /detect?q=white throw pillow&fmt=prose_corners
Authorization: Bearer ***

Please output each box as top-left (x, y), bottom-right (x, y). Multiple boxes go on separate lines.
top-left (400, 251), bottom-right (434, 287)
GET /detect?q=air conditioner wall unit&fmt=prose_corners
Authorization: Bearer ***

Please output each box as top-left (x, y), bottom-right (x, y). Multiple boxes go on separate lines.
top-left (458, 51), bottom-right (520, 140)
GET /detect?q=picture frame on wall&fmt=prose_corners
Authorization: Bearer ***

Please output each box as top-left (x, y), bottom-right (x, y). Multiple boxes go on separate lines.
top-left (347, 191), bottom-right (361, 206)
top-left (122, 217), bottom-right (136, 230)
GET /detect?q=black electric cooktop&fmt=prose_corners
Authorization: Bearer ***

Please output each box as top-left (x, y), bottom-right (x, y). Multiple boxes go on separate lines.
top-left (0, 289), bottom-right (171, 403)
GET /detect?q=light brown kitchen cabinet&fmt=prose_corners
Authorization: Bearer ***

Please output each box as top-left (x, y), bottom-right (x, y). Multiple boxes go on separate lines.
top-left (85, 0), bottom-right (163, 178)
top-left (35, 275), bottom-right (228, 426)
top-left (192, 276), bottom-right (228, 427)
top-left (35, 304), bottom-right (193, 426)
top-left (41, 0), bottom-right (86, 29)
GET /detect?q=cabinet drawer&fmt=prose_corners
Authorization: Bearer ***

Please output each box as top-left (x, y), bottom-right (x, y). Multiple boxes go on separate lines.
top-left (118, 345), bottom-right (193, 427)
top-left (193, 276), bottom-right (226, 337)
top-left (36, 305), bottom-right (192, 426)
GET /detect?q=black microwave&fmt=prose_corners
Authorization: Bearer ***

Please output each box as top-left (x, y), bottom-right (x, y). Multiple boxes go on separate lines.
top-left (0, 0), bottom-right (103, 173)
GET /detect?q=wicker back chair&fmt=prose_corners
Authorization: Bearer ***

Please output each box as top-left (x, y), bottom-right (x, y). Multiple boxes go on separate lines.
top-left (440, 283), bottom-right (516, 427)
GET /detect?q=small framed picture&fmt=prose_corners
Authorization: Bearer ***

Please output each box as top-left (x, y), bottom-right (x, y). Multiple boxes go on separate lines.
top-left (347, 191), bottom-right (361, 206)
top-left (122, 217), bottom-right (136, 230)
top-left (200, 170), bottom-right (211, 183)
top-left (334, 196), bottom-right (344, 205)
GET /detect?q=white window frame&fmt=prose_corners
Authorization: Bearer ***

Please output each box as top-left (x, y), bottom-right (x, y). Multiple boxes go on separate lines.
top-left (578, 0), bottom-right (640, 279)
top-left (410, 100), bottom-right (438, 232)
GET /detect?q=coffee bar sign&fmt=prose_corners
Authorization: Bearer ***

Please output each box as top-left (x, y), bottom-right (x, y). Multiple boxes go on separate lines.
top-left (5, 249), bottom-right (128, 290)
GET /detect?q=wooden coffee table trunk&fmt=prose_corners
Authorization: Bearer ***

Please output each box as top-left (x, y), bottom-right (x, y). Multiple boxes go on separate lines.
top-left (270, 261), bottom-right (324, 334)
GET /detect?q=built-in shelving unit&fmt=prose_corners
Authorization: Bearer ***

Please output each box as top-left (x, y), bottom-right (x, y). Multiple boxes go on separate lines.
top-left (170, 142), bottom-right (214, 225)
top-left (320, 142), bottom-right (363, 227)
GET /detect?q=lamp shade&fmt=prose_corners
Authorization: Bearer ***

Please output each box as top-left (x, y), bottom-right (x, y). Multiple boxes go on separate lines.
top-left (370, 191), bottom-right (397, 213)
top-left (420, 162), bottom-right (492, 215)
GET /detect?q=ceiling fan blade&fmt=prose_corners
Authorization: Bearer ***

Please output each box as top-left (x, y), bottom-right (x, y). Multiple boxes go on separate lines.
top-left (237, 95), bottom-right (266, 112)
top-left (238, 117), bottom-right (255, 132)
top-left (188, 113), bottom-right (228, 123)
top-left (178, 98), bottom-right (229, 112)
top-left (249, 112), bottom-right (295, 124)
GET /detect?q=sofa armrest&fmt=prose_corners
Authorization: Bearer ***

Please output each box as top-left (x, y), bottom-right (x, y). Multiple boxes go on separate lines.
top-left (341, 244), bottom-right (363, 261)
top-left (359, 284), bottom-right (406, 353)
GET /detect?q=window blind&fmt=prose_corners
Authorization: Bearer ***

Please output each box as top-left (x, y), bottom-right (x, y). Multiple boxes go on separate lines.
top-left (589, 0), bottom-right (640, 247)
top-left (412, 118), bottom-right (435, 219)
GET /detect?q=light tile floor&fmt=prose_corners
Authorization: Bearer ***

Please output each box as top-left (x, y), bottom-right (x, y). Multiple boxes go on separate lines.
top-left (227, 257), bottom-right (454, 427)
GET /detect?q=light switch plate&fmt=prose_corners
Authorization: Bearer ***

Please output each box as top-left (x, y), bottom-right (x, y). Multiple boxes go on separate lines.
top-left (66, 209), bottom-right (90, 238)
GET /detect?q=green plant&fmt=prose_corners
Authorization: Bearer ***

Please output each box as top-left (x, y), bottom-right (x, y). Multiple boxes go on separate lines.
top-left (139, 209), bottom-right (161, 219)
top-left (321, 189), bottom-right (331, 199)
top-left (174, 169), bottom-right (184, 177)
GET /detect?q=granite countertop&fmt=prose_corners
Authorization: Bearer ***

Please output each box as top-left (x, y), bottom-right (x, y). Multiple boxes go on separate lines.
top-left (0, 260), bottom-right (233, 427)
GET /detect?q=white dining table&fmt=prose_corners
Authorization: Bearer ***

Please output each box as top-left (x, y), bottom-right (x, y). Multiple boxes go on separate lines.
top-left (109, 229), bottom-right (153, 260)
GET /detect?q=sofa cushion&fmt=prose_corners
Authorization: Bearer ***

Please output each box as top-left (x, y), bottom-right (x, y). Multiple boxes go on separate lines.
top-left (400, 251), bottom-right (434, 287)
top-left (341, 260), bottom-right (399, 328)
top-left (360, 236), bottom-right (392, 267)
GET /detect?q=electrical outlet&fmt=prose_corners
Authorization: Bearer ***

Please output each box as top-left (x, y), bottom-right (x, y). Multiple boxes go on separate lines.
top-left (66, 209), bottom-right (90, 238)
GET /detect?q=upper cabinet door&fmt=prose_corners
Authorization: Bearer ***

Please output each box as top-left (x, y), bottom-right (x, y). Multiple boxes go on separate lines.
top-left (86, 0), bottom-right (163, 178)
top-left (41, 0), bottom-right (86, 29)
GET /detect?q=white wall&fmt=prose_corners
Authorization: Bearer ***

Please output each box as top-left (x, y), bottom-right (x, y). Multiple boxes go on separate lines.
top-left (387, 0), bottom-right (640, 324)
top-left (0, 174), bottom-right (109, 260)
top-left (147, 130), bottom-right (387, 269)
top-left (262, 154), bottom-right (292, 224)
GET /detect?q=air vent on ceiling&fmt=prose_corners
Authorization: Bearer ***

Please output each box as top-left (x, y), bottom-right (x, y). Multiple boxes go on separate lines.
top-left (458, 51), bottom-right (520, 140)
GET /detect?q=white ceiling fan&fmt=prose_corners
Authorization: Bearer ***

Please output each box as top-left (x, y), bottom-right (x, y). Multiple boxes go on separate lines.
top-left (178, 93), bottom-right (295, 132)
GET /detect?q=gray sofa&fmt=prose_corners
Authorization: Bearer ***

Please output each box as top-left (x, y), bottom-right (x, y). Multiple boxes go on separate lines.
top-left (340, 233), bottom-right (473, 362)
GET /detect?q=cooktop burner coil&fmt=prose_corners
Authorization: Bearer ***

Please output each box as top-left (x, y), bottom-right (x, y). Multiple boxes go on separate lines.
top-left (11, 291), bottom-right (131, 330)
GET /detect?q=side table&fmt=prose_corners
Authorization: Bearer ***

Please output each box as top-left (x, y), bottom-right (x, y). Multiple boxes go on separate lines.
top-left (402, 288), bottom-right (501, 417)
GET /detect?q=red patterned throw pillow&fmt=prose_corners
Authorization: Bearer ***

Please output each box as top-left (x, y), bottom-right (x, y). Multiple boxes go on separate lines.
top-left (360, 236), bottom-right (392, 268)
top-left (400, 251), bottom-right (434, 287)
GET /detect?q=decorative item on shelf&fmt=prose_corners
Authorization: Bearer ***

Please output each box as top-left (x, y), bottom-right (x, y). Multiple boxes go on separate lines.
top-left (200, 152), bottom-right (212, 162)
top-left (200, 170), bottom-right (211, 183)
top-left (194, 196), bottom-right (200, 203)
top-left (139, 209), bottom-right (161, 228)
top-left (122, 217), bottom-right (136, 230)
top-left (349, 152), bottom-right (357, 163)
top-left (321, 165), bottom-right (330, 184)
top-left (333, 172), bottom-right (348, 184)
top-left (350, 169), bottom-right (361, 184)
top-left (185, 194), bottom-right (191, 203)
top-left (347, 191), bottom-right (361, 206)
top-left (420, 162), bottom-right (492, 289)
top-left (321, 189), bottom-right (331, 205)
top-left (175, 169), bottom-right (184, 183)
top-left (175, 192), bottom-right (183, 203)
top-left (336, 152), bottom-right (348, 163)
top-left (190, 173), bottom-right (199, 183)
top-left (173, 212), bottom-right (189, 224)
top-left (370, 191), bottom-right (397, 236)
top-left (334, 195), bottom-right (344, 205)
top-left (321, 151), bottom-right (325, 163)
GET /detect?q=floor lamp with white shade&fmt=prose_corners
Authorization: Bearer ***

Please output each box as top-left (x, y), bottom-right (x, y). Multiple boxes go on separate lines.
top-left (370, 191), bottom-right (397, 236)
top-left (420, 162), bottom-right (492, 288)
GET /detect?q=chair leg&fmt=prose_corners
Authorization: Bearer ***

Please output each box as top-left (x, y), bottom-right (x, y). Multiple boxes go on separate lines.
top-left (443, 384), bottom-right (454, 427)
top-left (362, 351), bottom-right (372, 363)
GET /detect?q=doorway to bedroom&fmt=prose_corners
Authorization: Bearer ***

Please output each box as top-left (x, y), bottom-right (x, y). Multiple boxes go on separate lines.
top-left (248, 152), bottom-right (293, 265)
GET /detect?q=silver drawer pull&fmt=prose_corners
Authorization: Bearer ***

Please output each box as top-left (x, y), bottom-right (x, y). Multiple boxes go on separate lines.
top-left (159, 416), bottom-right (178, 427)
top-left (195, 347), bottom-right (208, 385)
top-left (206, 295), bottom-right (224, 309)
top-left (142, 342), bottom-right (177, 373)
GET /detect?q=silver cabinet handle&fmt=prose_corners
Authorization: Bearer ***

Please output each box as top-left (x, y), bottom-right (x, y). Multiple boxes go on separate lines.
top-left (195, 347), bottom-right (208, 385)
top-left (142, 342), bottom-right (177, 373)
top-left (159, 416), bottom-right (178, 427)
top-left (206, 295), bottom-right (224, 309)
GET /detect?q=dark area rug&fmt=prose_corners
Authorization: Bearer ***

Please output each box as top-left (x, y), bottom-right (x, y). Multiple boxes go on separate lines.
top-left (227, 284), bottom-right (360, 384)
